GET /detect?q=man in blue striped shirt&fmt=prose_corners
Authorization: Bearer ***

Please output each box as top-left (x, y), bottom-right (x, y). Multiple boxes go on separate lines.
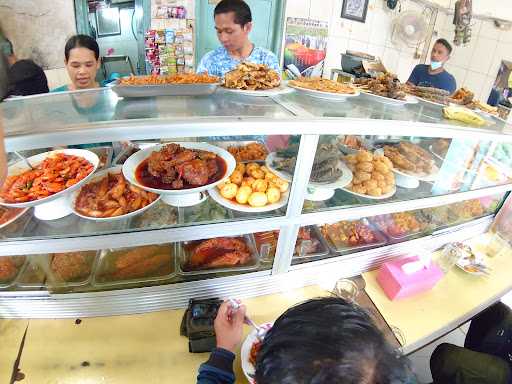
top-left (196, 0), bottom-right (280, 79)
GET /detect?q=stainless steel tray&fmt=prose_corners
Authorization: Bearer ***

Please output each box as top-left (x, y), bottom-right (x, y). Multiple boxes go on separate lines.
top-left (112, 83), bottom-right (220, 98)
top-left (46, 251), bottom-right (99, 289)
top-left (0, 256), bottom-right (27, 289)
top-left (293, 226), bottom-right (330, 260)
top-left (15, 255), bottom-right (47, 289)
top-left (177, 234), bottom-right (260, 276)
top-left (93, 244), bottom-right (177, 287)
top-left (320, 219), bottom-right (388, 256)
top-left (369, 215), bottom-right (431, 243)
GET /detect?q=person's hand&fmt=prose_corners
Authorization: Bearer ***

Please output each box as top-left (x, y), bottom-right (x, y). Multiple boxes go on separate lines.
top-left (214, 301), bottom-right (246, 353)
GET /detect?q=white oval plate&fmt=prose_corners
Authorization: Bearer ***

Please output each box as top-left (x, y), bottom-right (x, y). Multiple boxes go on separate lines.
top-left (287, 83), bottom-right (360, 101)
top-left (265, 152), bottom-right (353, 189)
top-left (415, 96), bottom-right (446, 107)
top-left (241, 322), bottom-right (273, 384)
top-left (0, 207), bottom-right (29, 229)
top-left (362, 92), bottom-right (418, 106)
top-left (456, 255), bottom-right (487, 276)
top-left (392, 164), bottom-right (440, 182)
top-left (71, 166), bottom-right (161, 221)
top-left (208, 187), bottom-right (289, 213)
top-left (122, 142), bottom-right (236, 196)
top-left (220, 83), bottom-right (293, 97)
top-left (0, 149), bottom-right (99, 208)
top-left (341, 185), bottom-right (396, 200)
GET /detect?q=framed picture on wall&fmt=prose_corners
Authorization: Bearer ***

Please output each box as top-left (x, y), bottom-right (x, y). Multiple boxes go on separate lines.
top-left (96, 7), bottom-right (121, 37)
top-left (341, 0), bottom-right (369, 23)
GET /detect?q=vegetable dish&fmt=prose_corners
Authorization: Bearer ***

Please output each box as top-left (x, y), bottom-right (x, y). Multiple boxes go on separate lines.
top-left (119, 73), bottom-right (219, 85)
top-left (289, 77), bottom-right (356, 94)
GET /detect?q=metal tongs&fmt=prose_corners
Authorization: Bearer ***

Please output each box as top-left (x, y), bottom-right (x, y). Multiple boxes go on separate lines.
top-left (13, 151), bottom-right (34, 170)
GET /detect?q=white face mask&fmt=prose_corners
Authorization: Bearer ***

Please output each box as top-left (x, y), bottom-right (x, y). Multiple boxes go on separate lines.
top-left (431, 61), bottom-right (443, 70)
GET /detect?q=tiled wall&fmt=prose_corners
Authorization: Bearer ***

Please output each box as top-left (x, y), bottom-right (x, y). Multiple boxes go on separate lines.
top-left (285, 0), bottom-right (512, 101)
top-left (434, 12), bottom-right (512, 101)
top-left (285, 0), bottom-right (425, 83)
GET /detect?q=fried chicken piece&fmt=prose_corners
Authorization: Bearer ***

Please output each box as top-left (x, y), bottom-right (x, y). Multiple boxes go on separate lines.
top-left (190, 237), bottom-right (249, 267)
top-left (203, 250), bottom-right (251, 268)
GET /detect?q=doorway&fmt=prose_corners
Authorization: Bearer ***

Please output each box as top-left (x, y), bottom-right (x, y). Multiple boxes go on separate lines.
top-left (75, 0), bottom-right (151, 78)
top-left (195, 0), bottom-right (286, 65)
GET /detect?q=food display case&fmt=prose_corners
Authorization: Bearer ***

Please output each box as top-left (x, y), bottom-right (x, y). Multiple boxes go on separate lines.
top-left (1, 87), bottom-right (512, 318)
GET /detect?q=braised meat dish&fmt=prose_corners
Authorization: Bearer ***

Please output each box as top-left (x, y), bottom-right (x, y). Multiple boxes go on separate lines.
top-left (186, 237), bottom-right (252, 270)
top-left (138, 144), bottom-right (224, 190)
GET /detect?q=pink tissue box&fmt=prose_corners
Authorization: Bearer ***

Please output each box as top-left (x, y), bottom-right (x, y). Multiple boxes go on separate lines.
top-left (377, 256), bottom-right (443, 301)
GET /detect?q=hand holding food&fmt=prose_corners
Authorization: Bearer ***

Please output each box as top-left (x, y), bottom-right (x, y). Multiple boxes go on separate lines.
top-left (0, 153), bottom-right (94, 204)
top-left (343, 150), bottom-right (395, 197)
top-left (218, 162), bottom-right (288, 208)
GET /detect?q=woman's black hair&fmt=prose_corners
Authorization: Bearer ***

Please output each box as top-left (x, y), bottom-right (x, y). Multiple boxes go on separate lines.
top-left (214, 0), bottom-right (252, 26)
top-left (255, 297), bottom-right (411, 384)
top-left (435, 38), bottom-right (453, 55)
top-left (64, 35), bottom-right (100, 62)
top-left (7, 59), bottom-right (49, 96)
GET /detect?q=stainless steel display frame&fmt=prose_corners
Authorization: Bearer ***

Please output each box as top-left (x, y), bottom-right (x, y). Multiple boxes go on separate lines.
top-left (1, 90), bottom-right (512, 319)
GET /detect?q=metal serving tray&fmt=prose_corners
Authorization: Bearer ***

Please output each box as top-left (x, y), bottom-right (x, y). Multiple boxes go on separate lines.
top-left (293, 226), bottom-right (330, 261)
top-left (177, 234), bottom-right (260, 276)
top-left (93, 244), bottom-right (177, 287)
top-left (46, 251), bottom-right (99, 289)
top-left (369, 214), bottom-right (432, 243)
top-left (15, 255), bottom-right (47, 289)
top-left (320, 219), bottom-right (388, 256)
top-left (112, 83), bottom-right (220, 98)
top-left (0, 256), bottom-right (27, 289)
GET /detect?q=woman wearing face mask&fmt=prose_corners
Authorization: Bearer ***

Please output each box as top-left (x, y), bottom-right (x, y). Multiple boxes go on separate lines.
top-left (52, 35), bottom-right (105, 92)
top-left (407, 38), bottom-right (457, 94)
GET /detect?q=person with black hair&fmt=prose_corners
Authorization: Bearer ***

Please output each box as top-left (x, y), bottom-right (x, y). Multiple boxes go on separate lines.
top-left (197, 297), bottom-right (413, 384)
top-left (7, 59), bottom-right (49, 97)
top-left (407, 38), bottom-right (457, 94)
top-left (52, 34), bottom-right (104, 92)
top-left (196, 0), bottom-right (280, 78)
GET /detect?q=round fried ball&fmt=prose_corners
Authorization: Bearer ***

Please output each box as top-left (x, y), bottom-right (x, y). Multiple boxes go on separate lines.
top-left (266, 187), bottom-right (281, 204)
top-left (252, 179), bottom-right (268, 193)
top-left (235, 163), bottom-right (246, 174)
top-left (355, 172), bottom-right (372, 182)
top-left (249, 168), bottom-right (265, 179)
top-left (367, 187), bottom-right (383, 197)
top-left (273, 178), bottom-right (289, 193)
top-left (246, 163), bottom-right (260, 174)
top-left (241, 176), bottom-right (256, 188)
top-left (357, 151), bottom-right (373, 163)
top-left (236, 186), bottom-right (252, 204)
top-left (356, 162), bottom-right (374, 173)
top-left (220, 183), bottom-right (238, 200)
top-left (248, 192), bottom-right (268, 207)
top-left (230, 170), bottom-right (243, 185)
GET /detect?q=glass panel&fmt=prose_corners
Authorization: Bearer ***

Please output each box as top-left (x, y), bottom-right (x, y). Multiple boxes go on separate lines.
top-left (1, 232), bottom-right (271, 293)
top-left (276, 92), bottom-right (511, 134)
top-left (2, 89), bottom-right (292, 137)
top-left (293, 194), bottom-right (504, 266)
top-left (0, 135), bottom-right (289, 243)
top-left (301, 135), bottom-right (512, 213)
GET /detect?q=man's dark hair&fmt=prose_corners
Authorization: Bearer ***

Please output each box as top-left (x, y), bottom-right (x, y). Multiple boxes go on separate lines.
top-left (65, 34), bottom-right (100, 61)
top-left (7, 59), bottom-right (49, 96)
top-left (435, 38), bottom-right (453, 55)
top-left (214, 0), bottom-right (252, 26)
top-left (255, 297), bottom-right (410, 384)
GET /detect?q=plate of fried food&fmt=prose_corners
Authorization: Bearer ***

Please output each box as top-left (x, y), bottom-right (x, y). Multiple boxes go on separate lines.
top-left (356, 74), bottom-right (418, 106)
top-left (0, 149), bottom-right (99, 208)
top-left (0, 206), bottom-right (29, 229)
top-left (382, 142), bottom-right (439, 182)
top-left (213, 141), bottom-right (269, 162)
top-left (287, 77), bottom-right (359, 101)
top-left (241, 322), bottom-right (273, 384)
top-left (72, 166), bottom-right (160, 221)
top-left (405, 85), bottom-right (449, 107)
top-left (341, 150), bottom-right (396, 199)
top-left (222, 62), bottom-right (291, 96)
top-left (112, 73), bottom-right (220, 97)
top-left (122, 142), bottom-right (236, 207)
top-left (209, 162), bottom-right (289, 212)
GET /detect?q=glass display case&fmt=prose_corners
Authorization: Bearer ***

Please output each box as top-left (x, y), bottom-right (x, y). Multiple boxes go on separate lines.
top-left (1, 87), bottom-right (511, 318)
